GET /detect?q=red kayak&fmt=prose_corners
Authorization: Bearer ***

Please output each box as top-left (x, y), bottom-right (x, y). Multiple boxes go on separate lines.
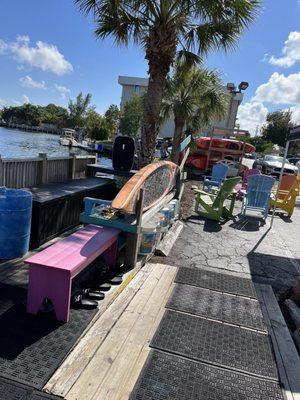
top-left (195, 137), bottom-right (255, 153)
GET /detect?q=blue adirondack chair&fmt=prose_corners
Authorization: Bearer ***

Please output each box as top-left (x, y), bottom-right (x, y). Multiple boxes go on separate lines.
top-left (203, 164), bottom-right (229, 192)
top-left (241, 174), bottom-right (275, 221)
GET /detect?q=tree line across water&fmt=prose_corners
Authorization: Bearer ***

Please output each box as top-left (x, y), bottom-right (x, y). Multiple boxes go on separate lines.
top-left (0, 93), bottom-right (121, 141)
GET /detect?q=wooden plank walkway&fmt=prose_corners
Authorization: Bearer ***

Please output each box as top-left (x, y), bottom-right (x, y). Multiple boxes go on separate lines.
top-left (256, 284), bottom-right (300, 400)
top-left (44, 263), bottom-right (177, 400)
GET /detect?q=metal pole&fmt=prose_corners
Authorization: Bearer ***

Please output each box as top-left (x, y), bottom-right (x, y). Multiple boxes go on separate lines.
top-left (270, 140), bottom-right (290, 228)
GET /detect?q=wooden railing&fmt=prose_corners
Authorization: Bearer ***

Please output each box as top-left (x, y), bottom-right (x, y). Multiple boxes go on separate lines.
top-left (0, 153), bottom-right (97, 188)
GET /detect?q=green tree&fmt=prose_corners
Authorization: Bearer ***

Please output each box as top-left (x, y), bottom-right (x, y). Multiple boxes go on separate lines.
top-left (119, 93), bottom-right (144, 138)
top-left (75, 0), bottom-right (260, 166)
top-left (248, 136), bottom-right (275, 155)
top-left (261, 110), bottom-right (295, 148)
top-left (85, 109), bottom-right (110, 140)
top-left (1, 104), bottom-right (42, 126)
top-left (41, 104), bottom-right (69, 128)
top-left (104, 104), bottom-right (121, 136)
top-left (162, 63), bottom-right (228, 164)
top-left (68, 92), bottom-right (92, 128)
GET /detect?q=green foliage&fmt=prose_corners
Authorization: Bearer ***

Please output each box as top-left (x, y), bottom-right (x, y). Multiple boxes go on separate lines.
top-left (75, 0), bottom-right (261, 59)
top-left (1, 104), bottom-right (43, 126)
top-left (248, 136), bottom-right (275, 154)
top-left (85, 109), bottom-right (110, 140)
top-left (119, 93), bottom-right (144, 138)
top-left (68, 92), bottom-right (92, 128)
top-left (261, 110), bottom-right (295, 148)
top-left (40, 104), bottom-right (69, 127)
top-left (75, 0), bottom-right (261, 165)
top-left (104, 104), bottom-right (121, 136)
top-left (162, 62), bottom-right (228, 163)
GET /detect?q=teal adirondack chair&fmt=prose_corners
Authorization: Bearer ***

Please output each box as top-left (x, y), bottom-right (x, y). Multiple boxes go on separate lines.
top-left (242, 174), bottom-right (275, 221)
top-left (193, 177), bottom-right (241, 221)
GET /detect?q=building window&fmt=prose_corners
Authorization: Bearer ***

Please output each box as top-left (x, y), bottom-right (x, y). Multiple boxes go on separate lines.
top-left (134, 85), bottom-right (141, 95)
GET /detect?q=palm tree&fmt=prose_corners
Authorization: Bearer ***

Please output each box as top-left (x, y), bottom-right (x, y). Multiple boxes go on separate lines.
top-left (75, 0), bottom-right (260, 165)
top-left (162, 63), bottom-right (228, 164)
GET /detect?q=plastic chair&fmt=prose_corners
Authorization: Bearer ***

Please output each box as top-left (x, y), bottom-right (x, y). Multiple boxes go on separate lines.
top-left (242, 175), bottom-right (275, 221)
top-left (236, 168), bottom-right (260, 198)
top-left (203, 164), bottom-right (229, 192)
top-left (270, 175), bottom-right (299, 217)
top-left (194, 177), bottom-right (241, 221)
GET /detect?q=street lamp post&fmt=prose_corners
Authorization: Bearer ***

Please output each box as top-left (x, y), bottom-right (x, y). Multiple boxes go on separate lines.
top-left (226, 81), bottom-right (249, 133)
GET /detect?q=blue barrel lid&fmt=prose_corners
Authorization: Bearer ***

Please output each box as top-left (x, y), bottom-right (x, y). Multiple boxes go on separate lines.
top-left (0, 188), bottom-right (32, 211)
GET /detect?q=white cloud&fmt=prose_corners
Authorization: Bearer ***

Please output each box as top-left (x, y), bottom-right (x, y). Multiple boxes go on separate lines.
top-left (254, 72), bottom-right (300, 105)
top-left (290, 106), bottom-right (300, 124)
top-left (19, 75), bottom-right (46, 89)
top-left (0, 39), bottom-right (8, 54)
top-left (22, 95), bottom-right (30, 104)
top-left (55, 84), bottom-right (71, 100)
top-left (0, 98), bottom-right (8, 106)
top-left (269, 31), bottom-right (300, 68)
top-left (237, 99), bottom-right (269, 136)
top-left (0, 35), bottom-right (73, 75)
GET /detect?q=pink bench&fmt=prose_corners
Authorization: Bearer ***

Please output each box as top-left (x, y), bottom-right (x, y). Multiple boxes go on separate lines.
top-left (25, 225), bottom-right (120, 322)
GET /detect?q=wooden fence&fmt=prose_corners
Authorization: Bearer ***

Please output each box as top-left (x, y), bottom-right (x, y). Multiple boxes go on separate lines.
top-left (0, 153), bottom-right (97, 188)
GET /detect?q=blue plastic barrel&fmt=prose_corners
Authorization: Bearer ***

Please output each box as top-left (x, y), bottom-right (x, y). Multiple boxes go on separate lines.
top-left (0, 188), bottom-right (33, 259)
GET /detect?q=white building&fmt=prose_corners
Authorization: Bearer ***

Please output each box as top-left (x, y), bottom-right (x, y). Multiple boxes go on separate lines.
top-left (118, 75), bottom-right (247, 138)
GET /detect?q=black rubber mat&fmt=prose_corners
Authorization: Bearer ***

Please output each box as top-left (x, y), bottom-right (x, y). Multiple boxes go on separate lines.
top-left (166, 284), bottom-right (266, 331)
top-left (0, 283), bottom-right (97, 389)
top-left (130, 350), bottom-right (284, 400)
top-left (150, 310), bottom-right (278, 380)
top-left (175, 267), bottom-right (257, 298)
top-left (0, 377), bottom-right (61, 400)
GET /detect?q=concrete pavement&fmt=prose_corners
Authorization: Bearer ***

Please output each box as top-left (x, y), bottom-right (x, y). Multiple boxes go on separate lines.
top-left (155, 195), bottom-right (300, 298)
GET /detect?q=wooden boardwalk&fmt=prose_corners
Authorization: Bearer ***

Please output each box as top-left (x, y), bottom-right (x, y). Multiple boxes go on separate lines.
top-left (44, 263), bottom-right (177, 400)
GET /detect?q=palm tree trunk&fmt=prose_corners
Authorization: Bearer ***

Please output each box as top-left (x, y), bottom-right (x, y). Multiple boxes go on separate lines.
top-left (139, 26), bottom-right (177, 167)
top-left (171, 118), bottom-right (184, 165)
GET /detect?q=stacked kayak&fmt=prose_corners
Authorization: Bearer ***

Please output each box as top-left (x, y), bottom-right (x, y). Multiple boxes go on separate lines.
top-left (186, 138), bottom-right (255, 171)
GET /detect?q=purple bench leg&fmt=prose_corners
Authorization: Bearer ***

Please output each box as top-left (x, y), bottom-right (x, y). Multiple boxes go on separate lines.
top-left (27, 265), bottom-right (72, 323)
top-left (103, 240), bottom-right (118, 267)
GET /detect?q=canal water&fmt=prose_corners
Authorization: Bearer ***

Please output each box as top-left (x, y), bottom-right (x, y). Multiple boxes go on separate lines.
top-left (0, 127), bottom-right (89, 158)
top-left (0, 127), bottom-right (111, 166)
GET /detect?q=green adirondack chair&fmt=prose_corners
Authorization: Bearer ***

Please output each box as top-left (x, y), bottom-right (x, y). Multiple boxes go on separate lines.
top-left (193, 177), bottom-right (241, 221)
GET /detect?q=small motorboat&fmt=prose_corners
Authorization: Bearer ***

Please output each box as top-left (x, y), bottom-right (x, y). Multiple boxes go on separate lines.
top-left (59, 129), bottom-right (79, 147)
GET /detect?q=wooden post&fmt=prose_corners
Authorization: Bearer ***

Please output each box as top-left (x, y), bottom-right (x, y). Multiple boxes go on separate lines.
top-left (38, 153), bottom-right (47, 184)
top-left (124, 188), bottom-right (144, 269)
top-left (205, 131), bottom-right (213, 173)
top-left (69, 153), bottom-right (76, 180)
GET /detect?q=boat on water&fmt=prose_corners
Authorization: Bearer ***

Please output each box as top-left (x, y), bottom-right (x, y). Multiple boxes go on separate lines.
top-left (59, 129), bottom-right (79, 147)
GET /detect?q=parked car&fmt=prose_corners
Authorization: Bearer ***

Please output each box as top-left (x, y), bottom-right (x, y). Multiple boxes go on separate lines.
top-left (288, 157), bottom-right (300, 165)
top-left (256, 155), bottom-right (298, 176)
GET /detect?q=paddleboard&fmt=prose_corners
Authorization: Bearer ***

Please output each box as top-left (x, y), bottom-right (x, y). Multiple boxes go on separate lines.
top-left (112, 161), bottom-right (178, 214)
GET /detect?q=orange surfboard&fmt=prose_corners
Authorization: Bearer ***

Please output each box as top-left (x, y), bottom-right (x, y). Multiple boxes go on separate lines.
top-left (112, 161), bottom-right (178, 214)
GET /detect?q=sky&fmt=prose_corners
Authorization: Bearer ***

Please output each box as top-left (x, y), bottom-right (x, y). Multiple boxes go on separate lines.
top-left (0, 0), bottom-right (300, 135)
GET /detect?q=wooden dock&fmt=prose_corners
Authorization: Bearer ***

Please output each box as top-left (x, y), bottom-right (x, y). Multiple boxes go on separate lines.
top-left (44, 263), bottom-right (177, 400)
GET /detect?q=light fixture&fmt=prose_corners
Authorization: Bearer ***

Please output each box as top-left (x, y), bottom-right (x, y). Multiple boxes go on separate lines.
top-left (226, 82), bottom-right (236, 92)
top-left (238, 81), bottom-right (249, 91)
